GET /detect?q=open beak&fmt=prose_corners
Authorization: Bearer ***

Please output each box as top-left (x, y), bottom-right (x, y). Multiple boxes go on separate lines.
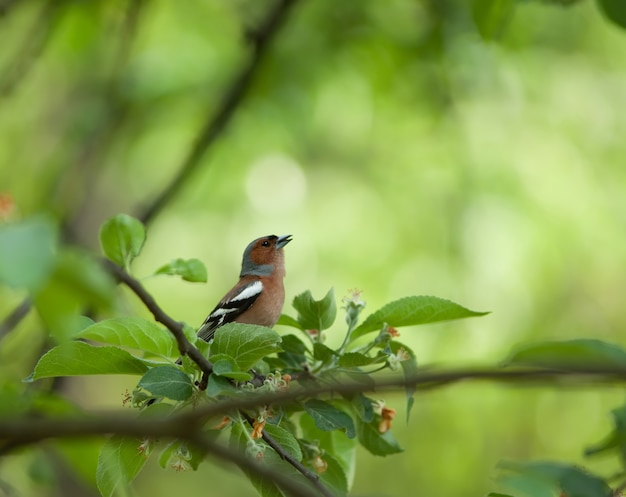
top-left (276, 234), bottom-right (292, 249)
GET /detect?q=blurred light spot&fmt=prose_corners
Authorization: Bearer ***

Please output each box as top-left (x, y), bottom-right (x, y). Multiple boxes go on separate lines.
top-left (245, 154), bottom-right (307, 212)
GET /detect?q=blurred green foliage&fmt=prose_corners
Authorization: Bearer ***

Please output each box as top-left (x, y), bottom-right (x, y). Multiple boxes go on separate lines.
top-left (2, 0), bottom-right (626, 496)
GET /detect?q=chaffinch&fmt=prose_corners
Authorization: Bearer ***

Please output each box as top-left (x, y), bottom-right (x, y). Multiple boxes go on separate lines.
top-left (196, 234), bottom-right (292, 342)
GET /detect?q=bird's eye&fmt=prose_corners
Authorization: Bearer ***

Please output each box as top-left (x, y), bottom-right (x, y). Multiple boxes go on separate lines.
top-left (261, 240), bottom-right (270, 247)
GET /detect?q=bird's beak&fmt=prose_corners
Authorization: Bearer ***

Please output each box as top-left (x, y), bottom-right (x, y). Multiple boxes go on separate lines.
top-left (276, 235), bottom-right (292, 249)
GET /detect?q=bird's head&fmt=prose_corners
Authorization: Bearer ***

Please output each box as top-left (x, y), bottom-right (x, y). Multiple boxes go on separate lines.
top-left (240, 234), bottom-right (292, 277)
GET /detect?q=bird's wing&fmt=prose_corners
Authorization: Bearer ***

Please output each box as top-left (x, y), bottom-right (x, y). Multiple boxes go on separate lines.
top-left (196, 280), bottom-right (263, 342)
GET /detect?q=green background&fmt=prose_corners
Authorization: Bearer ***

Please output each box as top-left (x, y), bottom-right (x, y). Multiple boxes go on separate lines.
top-left (1, 0), bottom-right (626, 495)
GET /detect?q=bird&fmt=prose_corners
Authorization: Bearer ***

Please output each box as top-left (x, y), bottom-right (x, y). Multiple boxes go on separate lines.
top-left (196, 234), bottom-right (292, 342)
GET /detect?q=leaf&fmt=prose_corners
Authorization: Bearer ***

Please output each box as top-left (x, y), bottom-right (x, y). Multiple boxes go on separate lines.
top-left (34, 249), bottom-right (116, 342)
top-left (471, 0), bottom-right (515, 41)
top-left (0, 215), bottom-right (57, 291)
top-left (29, 341), bottom-right (149, 380)
top-left (211, 353), bottom-right (253, 381)
top-left (496, 460), bottom-right (611, 497)
top-left (313, 343), bottom-right (336, 363)
top-left (292, 288), bottom-right (337, 331)
top-left (229, 423), bottom-right (287, 497)
top-left (337, 351), bottom-right (386, 367)
top-left (158, 439), bottom-right (208, 471)
top-left (96, 435), bottom-right (148, 497)
top-left (99, 214), bottom-right (146, 268)
top-left (299, 415), bottom-right (357, 489)
top-left (349, 394), bottom-right (375, 423)
top-left (389, 341), bottom-right (418, 422)
top-left (320, 452), bottom-right (349, 497)
top-left (352, 296), bottom-right (488, 339)
top-left (210, 323), bottom-right (282, 372)
top-left (155, 258), bottom-right (207, 283)
top-left (137, 366), bottom-right (194, 401)
top-left (206, 374), bottom-right (242, 397)
top-left (276, 314), bottom-right (303, 330)
top-left (263, 423), bottom-right (303, 462)
top-left (303, 399), bottom-right (356, 438)
top-left (356, 419), bottom-right (403, 456)
top-left (503, 339), bottom-right (626, 370)
top-left (597, 0), bottom-right (626, 29)
top-left (77, 317), bottom-right (176, 358)
top-left (585, 404), bottom-right (626, 461)
top-left (275, 334), bottom-right (308, 370)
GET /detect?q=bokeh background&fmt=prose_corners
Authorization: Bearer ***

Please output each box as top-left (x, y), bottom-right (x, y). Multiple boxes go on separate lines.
top-left (1, 0), bottom-right (626, 496)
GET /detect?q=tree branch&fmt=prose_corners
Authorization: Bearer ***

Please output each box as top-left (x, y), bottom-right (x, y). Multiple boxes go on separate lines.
top-left (101, 258), bottom-right (213, 383)
top-left (137, 0), bottom-right (300, 224)
top-left (0, 0), bottom-right (60, 97)
top-left (241, 412), bottom-right (335, 497)
top-left (3, 365), bottom-right (626, 495)
top-left (0, 296), bottom-right (31, 339)
top-left (3, 365), bottom-right (626, 449)
top-left (0, 415), bottom-right (323, 497)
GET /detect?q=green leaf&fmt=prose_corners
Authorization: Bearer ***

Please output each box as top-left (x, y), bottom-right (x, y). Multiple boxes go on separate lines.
top-left (210, 323), bottom-right (282, 372)
top-left (585, 404), bottom-right (626, 461)
top-left (155, 258), bottom-right (207, 283)
top-left (137, 366), bottom-right (194, 401)
top-left (34, 249), bottom-right (116, 342)
top-left (338, 351), bottom-right (386, 367)
top-left (313, 343), bottom-right (336, 363)
top-left (96, 435), bottom-right (148, 497)
top-left (496, 460), bottom-right (611, 497)
top-left (303, 399), bottom-right (356, 438)
top-left (99, 214), bottom-right (146, 269)
top-left (263, 423), bottom-right (303, 462)
top-left (229, 423), bottom-right (287, 497)
top-left (300, 415), bottom-right (357, 488)
top-left (349, 394), bottom-right (375, 423)
top-left (0, 215), bottom-right (57, 291)
top-left (318, 452), bottom-right (348, 497)
top-left (275, 334), bottom-right (308, 370)
top-left (77, 317), bottom-right (176, 358)
top-left (597, 0), bottom-right (626, 29)
top-left (292, 288), bottom-right (337, 331)
top-left (504, 339), bottom-right (626, 370)
top-left (352, 296), bottom-right (488, 339)
top-left (29, 341), bottom-right (149, 380)
top-left (158, 439), bottom-right (208, 471)
top-left (211, 353), bottom-right (253, 381)
top-left (276, 314), bottom-right (303, 330)
top-left (471, 0), bottom-right (515, 41)
top-left (206, 374), bottom-right (242, 397)
top-left (356, 419), bottom-right (403, 456)
top-left (389, 341), bottom-right (418, 422)
top-left (486, 494), bottom-right (516, 497)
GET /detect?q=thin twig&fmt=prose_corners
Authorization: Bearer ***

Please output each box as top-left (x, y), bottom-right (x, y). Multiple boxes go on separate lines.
top-left (137, 0), bottom-right (300, 224)
top-left (241, 412), bottom-right (335, 497)
top-left (101, 258), bottom-right (213, 379)
top-left (0, 0), bottom-right (60, 97)
top-left (0, 297), bottom-right (31, 339)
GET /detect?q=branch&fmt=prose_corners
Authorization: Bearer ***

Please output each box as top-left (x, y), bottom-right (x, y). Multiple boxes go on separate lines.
top-left (0, 0), bottom-right (60, 97)
top-left (0, 416), bottom-right (322, 497)
top-left (101, 258), bottom-right (213, 383)
top-left (241, 412), bottom-right (335, 497)
top-left (137, 0), bottom-right (300, 224)
top-left (174, 364), bottom-right (626, 425)
top-left (3, 365), bottom-right (626, 448)
top-left (0, 297), bottom-right (31, 339)
top-left (3, 365), bottom-right (626, 495)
